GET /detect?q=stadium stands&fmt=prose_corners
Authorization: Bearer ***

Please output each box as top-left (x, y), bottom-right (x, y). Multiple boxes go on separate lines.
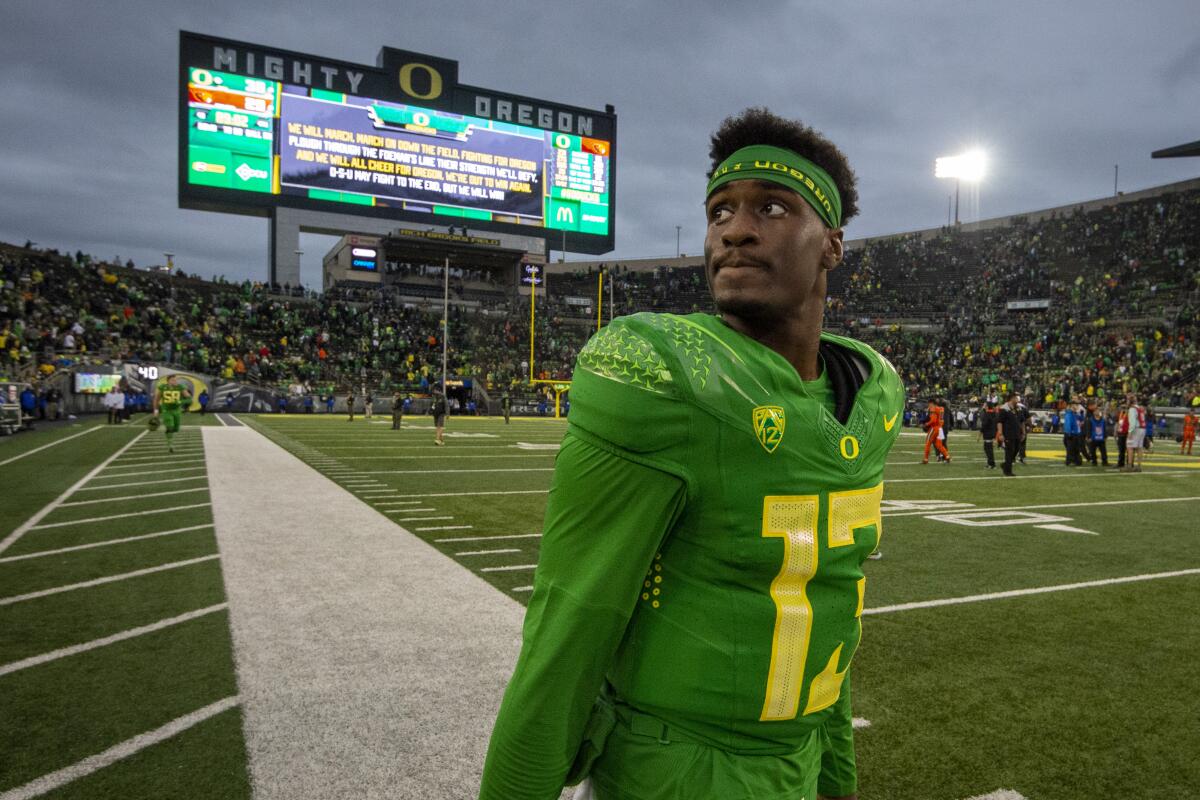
top-left (2, 183), bottom-right (1198, 413)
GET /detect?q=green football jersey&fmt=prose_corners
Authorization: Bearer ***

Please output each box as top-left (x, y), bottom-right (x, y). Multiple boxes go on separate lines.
top-left (157, 383), bottom-right (188, 411)
top-left (479, 312), bottom-right (904, 800)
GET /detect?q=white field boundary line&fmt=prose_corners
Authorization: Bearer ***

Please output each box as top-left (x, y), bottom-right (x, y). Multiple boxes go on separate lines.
top-left (864, 568), bottom-right (1200, 616)
top-left (0, 524), bottom-right (214, 563)
top-left (76, 475), bottom-right (207, 491)
top-left (0, 426), bottom-right (102, 467)
top-left (882, 495), bottom-right (1200, 518)
top-left (29, 503), bottom-right (211, 530)
top-left (59, 487), bottom-right (209, 507)
top-left (0, 555), bottom-right (220, 606)
top-left (0, 431), bottom-right (147, 556)
top-left (0, 695), bottom-right (239, 800)
top-left (0, 603), bottom-right (228, 677)
top-left (887, 470), bottom-right (1189, 484)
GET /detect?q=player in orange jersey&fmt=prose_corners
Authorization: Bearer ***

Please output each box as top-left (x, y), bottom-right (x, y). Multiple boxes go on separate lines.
top-left (922, 398), bottom-right (951, 463)
top-left (1183, 411), bottom-right (1196, 455)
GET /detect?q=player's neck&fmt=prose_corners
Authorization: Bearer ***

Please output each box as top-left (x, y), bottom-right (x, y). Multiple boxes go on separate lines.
top-left (721, 300), bottom-right (824, 381)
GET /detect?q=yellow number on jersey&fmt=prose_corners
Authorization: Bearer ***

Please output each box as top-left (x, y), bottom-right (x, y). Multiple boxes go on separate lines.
top-left (759, 484), bottom-right (883, 721)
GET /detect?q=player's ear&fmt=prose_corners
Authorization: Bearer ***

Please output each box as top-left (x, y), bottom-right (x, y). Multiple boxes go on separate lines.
top-left (823, 228), bottom-right (844, 270)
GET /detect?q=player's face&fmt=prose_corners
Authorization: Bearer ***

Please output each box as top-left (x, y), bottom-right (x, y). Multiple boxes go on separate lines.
top-left (704, 179), bottom-right (842, 328)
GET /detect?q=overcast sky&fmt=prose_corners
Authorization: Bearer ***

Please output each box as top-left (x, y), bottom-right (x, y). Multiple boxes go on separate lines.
top-left (2, 1), bottom-right (1198, 287)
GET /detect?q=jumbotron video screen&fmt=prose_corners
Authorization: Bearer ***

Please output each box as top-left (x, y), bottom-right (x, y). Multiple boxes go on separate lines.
top-left (184, 67), bottom-right (611, 236)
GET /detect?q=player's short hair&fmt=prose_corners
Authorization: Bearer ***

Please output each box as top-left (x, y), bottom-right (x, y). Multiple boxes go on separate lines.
top-left (708, 107), bottom-right (859, 224)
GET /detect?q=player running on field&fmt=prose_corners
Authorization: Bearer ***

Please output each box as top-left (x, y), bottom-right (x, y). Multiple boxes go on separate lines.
top-left (479, 108), bottom-right (903, 800)
top-left (152, 373), bottom-right (192, 453)
top-left (922, 398), bottom-right (950, 463)
top-left (1181, 410), bottom-right (1195, 455)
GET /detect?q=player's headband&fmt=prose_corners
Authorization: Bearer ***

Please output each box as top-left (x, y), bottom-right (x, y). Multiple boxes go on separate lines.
top-left (706, 144), bottom-right (843, 229)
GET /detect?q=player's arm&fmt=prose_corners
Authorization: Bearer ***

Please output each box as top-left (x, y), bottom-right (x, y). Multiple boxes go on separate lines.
top-left (151, 389), bottom-right (159, 415)
top-left (478, 432), bottom-right (686, 800)
top-left (817, 677), bottom-right (858, 800)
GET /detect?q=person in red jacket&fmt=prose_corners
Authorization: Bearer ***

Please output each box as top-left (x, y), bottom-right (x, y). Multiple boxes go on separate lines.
top-left (922, 398), bottom-right (951, 463)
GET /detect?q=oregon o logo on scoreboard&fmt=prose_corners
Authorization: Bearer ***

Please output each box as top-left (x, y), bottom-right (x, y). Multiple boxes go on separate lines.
top-left (398, 63), bottom-right (442, 100)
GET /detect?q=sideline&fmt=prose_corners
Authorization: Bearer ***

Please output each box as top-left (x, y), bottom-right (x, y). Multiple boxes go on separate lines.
top-left (202, 426), bottom-right (525, 800)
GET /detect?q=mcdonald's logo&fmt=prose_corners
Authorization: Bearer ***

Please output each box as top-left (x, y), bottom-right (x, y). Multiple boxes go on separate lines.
top-left (556, 207), bottom-right (575, 223)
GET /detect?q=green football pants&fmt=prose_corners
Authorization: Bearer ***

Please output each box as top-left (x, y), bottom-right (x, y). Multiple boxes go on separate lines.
top-left (587, 704), bottom-right (822, 800)
top-left (161, 410), bottom-right (182, 433)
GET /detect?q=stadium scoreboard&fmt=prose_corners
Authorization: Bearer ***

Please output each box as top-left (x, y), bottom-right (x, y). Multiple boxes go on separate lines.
top-left (179, 32), bottom-right (616, 254)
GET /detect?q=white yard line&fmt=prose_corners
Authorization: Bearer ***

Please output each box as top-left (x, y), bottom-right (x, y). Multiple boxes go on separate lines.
top-left (96, 465), bottom-right (205, 477)
top-left (393, 489), bottom-right (550, 499)
top-left (372, 501), bottom-right (424, 506)
top-left (415, 525), bottom-right (473, 531)
top-left (0, 524), bottom-right (213, 563)
top-left (480, 564), bottom-right (537, 573)
top-left (864, 568), bottom-right (1200, 616)
top-left (310, 454), bottom-right (556, 459)
top-left (29, 502), bottom-right (211, 530)
top-left (436, 533), bottom-right (543, 543)
top-left (882, 494), bottom-right (1200, 518)
top-left (852, 717), bottom-right (871, 729)
top-left (456, 548), bottom-right (522, 556)
top-left (362, 468), bottom-right (555, 474)
top-left (0, 426), bottom-right (102, 467)
top-left (0, 554), bottom-right (220, 606)
top-left (384, 508), bottom-right (435, 513)
top-left (0, 603), bottom-right (228, 677)
top-left (118, 451), bottom-right (204, 459)
top-left (395, 516), bottom-right (454, 522)
top-left (76, 475), bottom-right (207, 491)
top-left (511, 585), bottom-right (533, 592)
top-left (963, 791), bottom-right (1028, 800)
top-left (58, 486), bottom-right (209, 507)
top-left (0, 696), bottom-right (239, 800)
top-left (887, 469), bottom-right (1189, 484)
top-left (0, 431), bottom-right (147, 556)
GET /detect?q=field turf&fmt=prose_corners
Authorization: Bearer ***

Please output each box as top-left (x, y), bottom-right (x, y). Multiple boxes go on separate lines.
top-left (2, 410), bottom-right (1198, 799)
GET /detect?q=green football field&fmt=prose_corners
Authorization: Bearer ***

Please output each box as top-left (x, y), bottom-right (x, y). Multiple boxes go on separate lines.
top-left (2, 411), bottom-right (1198, 799)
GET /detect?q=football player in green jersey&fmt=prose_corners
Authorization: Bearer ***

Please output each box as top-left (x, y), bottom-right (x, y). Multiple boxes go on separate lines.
top-left (479, 108), bottom-right (903, 800)
top-left (152, 373), bottom-right (192, 453)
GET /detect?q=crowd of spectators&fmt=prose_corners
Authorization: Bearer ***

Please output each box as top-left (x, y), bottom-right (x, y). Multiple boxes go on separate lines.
top-left (2, 184), bottom-right (1198, 414)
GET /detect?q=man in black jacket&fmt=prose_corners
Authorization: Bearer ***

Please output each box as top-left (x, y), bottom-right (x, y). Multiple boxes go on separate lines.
top-left (979, 400), bottom-right (999, 469)
top-left (997, 393), bottom-right (1024, 476)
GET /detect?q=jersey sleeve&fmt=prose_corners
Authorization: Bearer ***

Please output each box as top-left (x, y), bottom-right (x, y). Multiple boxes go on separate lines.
top-left (817, 678), bottom-right (858, 798)
top-left (566, 316), bottom-right (693, 474)
top-left (478, 432), bottom-right (688, 800)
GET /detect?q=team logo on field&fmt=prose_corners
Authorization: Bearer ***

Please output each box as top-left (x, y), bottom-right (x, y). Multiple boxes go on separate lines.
top-left (753, 405), bottom-right (786, 453)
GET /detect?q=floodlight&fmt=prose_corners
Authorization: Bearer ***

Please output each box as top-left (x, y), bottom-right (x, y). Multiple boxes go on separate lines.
top-left (935, 150), bottom-right (987, 182)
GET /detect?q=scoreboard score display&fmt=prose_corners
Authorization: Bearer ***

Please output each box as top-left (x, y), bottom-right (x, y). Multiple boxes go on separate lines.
top-left (180, 32), bottom-right (616, 253)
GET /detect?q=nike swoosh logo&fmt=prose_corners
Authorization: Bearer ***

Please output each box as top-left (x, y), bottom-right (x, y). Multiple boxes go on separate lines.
top-left (883, 412), bottom-right (899, 431)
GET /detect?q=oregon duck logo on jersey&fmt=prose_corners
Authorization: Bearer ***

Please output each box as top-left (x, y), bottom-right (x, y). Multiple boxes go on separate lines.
top-left (753, 405), bottom-right (786, 453)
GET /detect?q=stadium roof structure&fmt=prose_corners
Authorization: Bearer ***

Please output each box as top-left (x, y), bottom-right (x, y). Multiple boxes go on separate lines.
top-left (1151, 139), bottom-right (1200, 159)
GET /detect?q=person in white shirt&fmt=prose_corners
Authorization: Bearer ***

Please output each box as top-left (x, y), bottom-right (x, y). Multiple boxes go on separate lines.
top-left (1123, 394), bottom-right (1145, 472)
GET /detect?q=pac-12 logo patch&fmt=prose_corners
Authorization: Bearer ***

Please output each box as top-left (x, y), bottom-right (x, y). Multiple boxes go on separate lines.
top-left (753, 405), bottom-right (786, 453)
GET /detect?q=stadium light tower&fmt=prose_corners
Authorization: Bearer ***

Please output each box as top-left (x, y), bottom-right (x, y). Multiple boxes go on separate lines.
top-left (935, 149), bottom-right (987, 225)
